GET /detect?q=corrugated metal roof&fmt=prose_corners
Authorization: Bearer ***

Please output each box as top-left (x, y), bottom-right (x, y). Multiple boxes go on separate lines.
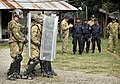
top-left (0, 0), bottom-right (78, 10)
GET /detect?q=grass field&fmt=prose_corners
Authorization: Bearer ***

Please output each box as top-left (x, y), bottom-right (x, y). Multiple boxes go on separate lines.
top-left (0, 37), bottom-right (120, 77)
top-left (0, 42), bottom-right (8, 48)
top-left (52, 37), bottom-right (120, 77)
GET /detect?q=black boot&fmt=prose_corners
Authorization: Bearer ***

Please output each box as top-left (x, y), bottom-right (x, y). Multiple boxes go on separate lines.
top-left (7, 62), bottom-right (17, 80)
top-left (43, 61), bottom-right (53, 78)
top-left (15, 54), bottom-right (23, 79)
top-left (48, 61), bottom-right (57, 76)
top-left (23, 58), bottom-right (39, 79)
top-left (73, 52), bottom-right (76, 55)
top-left (42, 61), bottom-right (48, 77)
top-left (7, 62), bottom-right (16, 76)
top-left (15, 62), bottom-right (22, 79)
top-left (7, 73), bottom-right (16, 80)
top-left (51, 70), bottom-right (57, 76)
top-left (38, 58), bottom-right (44, 73)
top-left (79, 52), bottom-right (82, 55)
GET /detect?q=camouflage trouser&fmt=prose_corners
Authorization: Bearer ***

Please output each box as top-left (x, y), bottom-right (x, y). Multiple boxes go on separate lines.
top-left (9, 42), bottom-right (23, 58)
top-left (108, 34), bottom-right (118, 51)
top-left (62, 35), bottom-right (68, 53)
top-left (31, 43), bottom-right (40, 59)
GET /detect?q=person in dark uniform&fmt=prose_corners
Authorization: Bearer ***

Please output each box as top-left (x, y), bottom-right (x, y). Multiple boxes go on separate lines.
top-left (91, 18), bottom-right (101, 53)
top-left (72, 17), bottom-right (83, 55)
top-left (82, 19), bottom-right (91, 53)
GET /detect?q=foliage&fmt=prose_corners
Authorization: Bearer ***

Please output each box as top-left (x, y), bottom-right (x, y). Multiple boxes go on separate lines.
top-left (102, 2), bottom-right (119, 12)
top-left (52, 37), bottom-right (120, 77)
top-left (68, 0), bottom-right (120, 18)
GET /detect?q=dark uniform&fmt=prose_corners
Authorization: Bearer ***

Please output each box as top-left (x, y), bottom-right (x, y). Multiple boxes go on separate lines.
top-left (72, 18), bottom-right (83, 55)
top-left (82, 19), bottom-right (91, 53)
top-left (91, 19), bottom-right (101, 53)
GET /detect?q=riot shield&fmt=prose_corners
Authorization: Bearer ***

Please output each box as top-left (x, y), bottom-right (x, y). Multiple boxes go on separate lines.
top-left (40, 16), bottom-right (59, 61)
top-left (26, 12), bottom-right (31, 57)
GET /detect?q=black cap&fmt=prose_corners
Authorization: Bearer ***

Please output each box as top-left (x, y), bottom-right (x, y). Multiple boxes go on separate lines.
top-left (91, 15), bottom-right (95, 18)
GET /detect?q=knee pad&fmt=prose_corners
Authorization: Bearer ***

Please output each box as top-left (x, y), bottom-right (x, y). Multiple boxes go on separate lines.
top-left (15, 54), bottom-right (23, 62)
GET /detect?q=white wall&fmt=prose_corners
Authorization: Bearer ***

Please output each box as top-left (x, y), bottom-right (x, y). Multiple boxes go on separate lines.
top-left (0, 11), bottom-right (2, 39)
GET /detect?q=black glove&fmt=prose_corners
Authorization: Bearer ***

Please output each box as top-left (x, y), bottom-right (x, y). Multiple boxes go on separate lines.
top-left (24, 38), bottom-right (28, 44)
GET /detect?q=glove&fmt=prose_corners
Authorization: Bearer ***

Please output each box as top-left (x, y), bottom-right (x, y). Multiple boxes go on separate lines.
top-left (24, 38), bottom-right (28, 44)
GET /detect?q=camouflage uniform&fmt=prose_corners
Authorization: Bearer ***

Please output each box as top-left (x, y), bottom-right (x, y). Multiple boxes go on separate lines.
top-left (7, 20), bottom-right (26, 80)
top-left (88, 15), bottom-right (95, 26)
top-left (61, 19), bottom-right (69, 53)
top-left (88, 20), bottom-right (94, 26)
top-left (31, 23), bottom-right (42, 59)
top-left (7, 9), bottom-right (26, 80)
top-left (107, 21), bottom-right (119, 52)
top-left (8, 20), bottom-right (25, 58)
top-left (24, 14), bottom-right (43, 79)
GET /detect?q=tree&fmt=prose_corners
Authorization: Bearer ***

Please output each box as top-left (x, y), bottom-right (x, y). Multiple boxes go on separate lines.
top-left (67, 0), bottom-right (120, 18)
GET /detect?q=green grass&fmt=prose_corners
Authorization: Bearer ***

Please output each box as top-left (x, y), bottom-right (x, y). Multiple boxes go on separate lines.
top-left (116, 40), bottom-right (120, 56)
top-left (0, 42), bottom-right (9, 48)
top-left (52, 37), bottom-right (120, 77)
top-left (0, 37), bottom-right (120, 78)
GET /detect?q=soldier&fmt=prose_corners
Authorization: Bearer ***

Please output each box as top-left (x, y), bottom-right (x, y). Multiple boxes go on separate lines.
top-left (24, 14), bottom-right (57, 79)
top-left (7, 9), bottom-right (27, 80)
top-left (82, 19), bottom-right (91, 53)
top-left (72, 17), bottom-right (83, 55)
top-left (60, 15), bottom-right (73, 54)
top-left (27, 13), bottom-right (44, 75)
top-left (88, 15), bottom-right (95, 26)
top-left (23, 14), bottom-right (42, 79)
top-left (107, 18), bottom-right (120, 53)
top-left (41, 15), bottom-right (57, 78)
top-left (91, 18), bottom-right (101, 53)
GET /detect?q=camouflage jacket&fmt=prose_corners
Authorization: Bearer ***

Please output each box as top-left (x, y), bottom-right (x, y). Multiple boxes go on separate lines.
top-left (31, 23), bottom-right (42, 46)
top-left (107, 22), bottom-right (120, 35)
top-left (8, 20), bottom-right (25, 43)
top-left (88, 20), bottom-right (94, 26)
top-left (60, 19), bottom-right (69, 38)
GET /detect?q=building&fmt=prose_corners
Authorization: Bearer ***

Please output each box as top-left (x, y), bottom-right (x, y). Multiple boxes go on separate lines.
top-left (0, 0), bottom-right (78, 41)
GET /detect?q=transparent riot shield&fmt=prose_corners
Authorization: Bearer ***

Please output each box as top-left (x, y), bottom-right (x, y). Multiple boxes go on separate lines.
top-left (40, 16), bottom-right (59, 61)
top-left (26, 12), bottom-right (31, 57)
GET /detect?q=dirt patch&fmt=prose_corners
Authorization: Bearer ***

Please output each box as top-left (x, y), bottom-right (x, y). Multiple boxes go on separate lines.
top-left (0, 48), bottom-right (120, 84)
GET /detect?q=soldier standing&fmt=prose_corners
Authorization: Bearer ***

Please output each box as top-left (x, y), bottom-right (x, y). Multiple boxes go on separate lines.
top-left (7, 9), bottom-right (27, 80)
top-left (39, 14), bottom-right (57, 78)
top-left (107, 18), bottom-right (120, 53)
top-left (91, 18), bottom-right (101, 53)
top-left (60, 15), bottom-right (73, 54)
top-left (88, 15), bottom-right (95, 26)
top-left (72, 17), bottom-right (83, 55)
top-left (82, 19), bottom-right (91, 53)
top-left (23, 14), bottom-right (42, 79)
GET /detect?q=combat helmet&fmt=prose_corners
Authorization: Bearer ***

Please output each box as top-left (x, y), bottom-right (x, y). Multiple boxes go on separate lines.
top-left (12, 9), bottom-right (23, 19)
top-left (31, 14), bottom-right (41, 23)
